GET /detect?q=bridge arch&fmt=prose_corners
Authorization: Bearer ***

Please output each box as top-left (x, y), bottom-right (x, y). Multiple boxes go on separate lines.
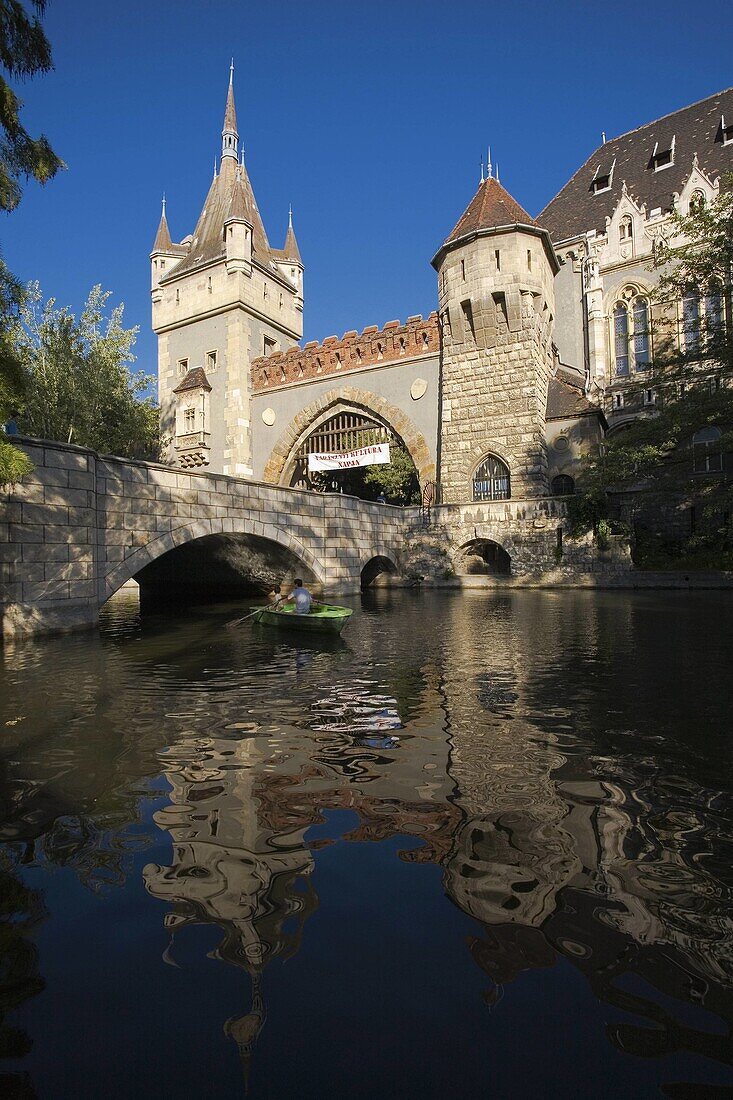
top-left (263, 387), bottom-right (436, 488)
top-left (101, 518), bottom-right (326, 602)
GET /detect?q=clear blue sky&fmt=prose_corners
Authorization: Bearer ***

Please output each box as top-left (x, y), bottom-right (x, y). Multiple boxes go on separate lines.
top-left (3, 0), bottom-right (732, 375)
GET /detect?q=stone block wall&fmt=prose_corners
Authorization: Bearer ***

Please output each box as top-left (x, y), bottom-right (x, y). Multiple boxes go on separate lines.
top-left (437, 228), bottom-right (556, 504)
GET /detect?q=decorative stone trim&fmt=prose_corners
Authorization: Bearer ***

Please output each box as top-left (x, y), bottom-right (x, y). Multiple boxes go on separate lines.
top-left (263, 386), bottom-right (436, 486)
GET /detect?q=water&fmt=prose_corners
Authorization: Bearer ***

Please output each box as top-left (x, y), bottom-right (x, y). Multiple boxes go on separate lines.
top-left (1, 588), bottom-right (732, 1099)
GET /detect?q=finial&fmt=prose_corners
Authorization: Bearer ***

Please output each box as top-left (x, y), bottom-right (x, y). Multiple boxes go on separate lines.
top-left (230, 58), bottom-right (234, 86)
top-left (288, 203), bottom-right (293, 228)
top-left (487, 146), bottom-right (492, 180)
top-left (479, 155), bottom-right (484, 184)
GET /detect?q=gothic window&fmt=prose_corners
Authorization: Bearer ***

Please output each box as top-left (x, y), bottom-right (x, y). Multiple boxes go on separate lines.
top-left (692, 426), bottom-right (723, 473)
top-left (472, 454), bottom-right (510, 502)
top-left (682, 290), bottom-right (701, 354)
top-left (632, 297), bottom-right (650, 368)
top-left (613, 294), bottom-right (651, 375)
top-left (613, 302), bottom-right (630, 376)
top-left (551, 474), bottom-right (575, 495)
top-left (619, 216), bottom-right (633, 241)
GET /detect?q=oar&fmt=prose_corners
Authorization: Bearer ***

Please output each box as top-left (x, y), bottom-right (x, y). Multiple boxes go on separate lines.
top-left (226, 607), bottom-right (263, 630)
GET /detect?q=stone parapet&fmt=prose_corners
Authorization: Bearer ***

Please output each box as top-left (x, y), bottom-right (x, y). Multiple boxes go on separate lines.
top-left (251, 313), bottom-right (439, 392)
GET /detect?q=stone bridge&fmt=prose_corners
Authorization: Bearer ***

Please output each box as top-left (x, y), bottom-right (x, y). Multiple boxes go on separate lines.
top-left (1, 439), bottom-right (635, 638)
top-left (0, 439), bottom-right (410, 637)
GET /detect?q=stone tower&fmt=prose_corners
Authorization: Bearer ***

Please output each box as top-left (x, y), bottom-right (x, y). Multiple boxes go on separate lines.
top-left (432, 175), bottom-right (559, 504)
top-left (151, 67), bottom-right (304, 475)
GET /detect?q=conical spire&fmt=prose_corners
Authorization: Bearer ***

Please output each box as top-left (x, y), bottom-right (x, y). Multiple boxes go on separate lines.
top-left (222, 61), bottom-right (239, 162)
top-left (152, 195), bottom-right (173, 252)
top-left (283, 204), bottom-right (302, 263)
top-left (226, 166), bottom-right (249, 222)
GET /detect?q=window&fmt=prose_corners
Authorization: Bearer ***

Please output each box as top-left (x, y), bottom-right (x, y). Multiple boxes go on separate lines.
top-left (263, 336), bottom-right (277, 356)
top-left (651, 138), bottom-right (675, 171)
top-left (551, 474), bottom-right (575, 495)
top-left (619, 216), bottom-right (633, 242)
top-left (692, 426), bottom-right (723, 473)
top-left (613, 295), bottom-right (651, 375)
top-left (472, 454), bottom-right (510, 501)
top-left (205, 350), bottom-right (217, 373)
top-left (177, 358), bottom-right (188, 377)
top-left (721, 114), bottom-right (733, 146)
top-left (183, 407), bottom-right (196, 432)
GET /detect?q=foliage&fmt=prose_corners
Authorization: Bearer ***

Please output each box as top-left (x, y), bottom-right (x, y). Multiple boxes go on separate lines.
top-left (0, 0), bottom-right (63, 212)
top-left (12, 283), bottom-right (160, 459)
top-left (310, 440), bottom-right (421, 504)
top-left (364, 441), bottom-right (420, 504)
top-left (566, 387), bottom-right (733, 537)
top-left (0, 437), bottom-right (33, 487)
top-left (649, 173), bottom-right (733, 382)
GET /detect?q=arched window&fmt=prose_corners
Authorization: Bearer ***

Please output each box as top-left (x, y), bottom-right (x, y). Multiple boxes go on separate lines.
top-left (613, 294), bottom-right (651, 375)
top-left (472, 454), bottom-right (510, 501)
top-left (692, 426), bottom-right (723, 473)
top-left (632, 297), bottom-right (650, 368)
top-left (613, 302), bottom-right (629, 376)
top-left (682, 290), bottom-right (700, 354)
top-left (551, 474), bottom-right (575, 495)
top-left (619, 216), bottom-right (633, 241)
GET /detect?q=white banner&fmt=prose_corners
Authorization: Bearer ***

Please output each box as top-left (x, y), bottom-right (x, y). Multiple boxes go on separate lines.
top-left (308, 442), bottom-right (391, 472)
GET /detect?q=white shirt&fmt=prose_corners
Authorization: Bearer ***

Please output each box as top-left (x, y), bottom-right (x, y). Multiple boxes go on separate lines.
top-left (291, 586), bottom-right (312, 614)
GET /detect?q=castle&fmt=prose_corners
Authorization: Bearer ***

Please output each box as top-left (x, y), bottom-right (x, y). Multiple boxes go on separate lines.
top-left (152, 75), bottom-right (733, 506)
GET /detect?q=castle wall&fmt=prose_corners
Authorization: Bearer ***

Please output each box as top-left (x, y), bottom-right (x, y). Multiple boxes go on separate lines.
top-left (249, 316), bottom-right (440, 482)
top-left (437, 229), bottom-right (556, 504)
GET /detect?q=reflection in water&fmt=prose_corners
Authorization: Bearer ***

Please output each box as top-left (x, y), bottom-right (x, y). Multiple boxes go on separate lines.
top-left (0, 590), bottom-right (732, 1096)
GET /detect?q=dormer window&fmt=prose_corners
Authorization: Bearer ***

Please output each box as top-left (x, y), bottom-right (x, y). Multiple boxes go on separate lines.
top-left (651, 136), bottom-right (675, 171)
top-left (721, 115), bottom-right (733, 146)
top-left (591, 158), bottom-right (615, 194)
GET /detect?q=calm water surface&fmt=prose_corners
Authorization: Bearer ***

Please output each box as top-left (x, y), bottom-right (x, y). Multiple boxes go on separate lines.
top-left (1, 589), bottom-right (732, 1099)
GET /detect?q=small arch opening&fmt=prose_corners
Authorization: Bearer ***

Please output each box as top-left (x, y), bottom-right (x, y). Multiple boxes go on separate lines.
top-left (360, 555), bottom-right (398, 588)
top-left (456, 539), bottom-right (511, 576)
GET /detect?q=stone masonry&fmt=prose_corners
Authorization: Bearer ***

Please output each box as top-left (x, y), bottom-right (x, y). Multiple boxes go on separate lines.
top-left (0, 439), bottom-right (407, 638)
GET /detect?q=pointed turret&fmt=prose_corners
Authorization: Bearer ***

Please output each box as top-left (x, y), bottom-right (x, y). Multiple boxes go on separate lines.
top-left (152, 196), bottom-right (173, 252)
top-left (222, 61), bottom-right (239, 163)
top-left (283, 205), bottom-right (302, 264)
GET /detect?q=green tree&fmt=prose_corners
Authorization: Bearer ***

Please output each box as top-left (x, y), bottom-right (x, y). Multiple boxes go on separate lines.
top-left (13, 283), bottom-right (160, 459)
top-left (0, 1), bottom-right (63, 486)
top-left (364, 441), bottom-right (420, 503)
top-left (0, 0), bottom-right (63, 212)
top-left (649, 174), bottom-right (733, 383)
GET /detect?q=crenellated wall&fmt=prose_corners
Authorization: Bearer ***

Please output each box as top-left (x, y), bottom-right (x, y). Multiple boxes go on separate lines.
top-left (251, 313), bottom-right (439, 392)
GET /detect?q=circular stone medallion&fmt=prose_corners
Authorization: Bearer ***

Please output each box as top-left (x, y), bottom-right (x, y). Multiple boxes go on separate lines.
top-left (262, 407), bottom-right (276, 426)
top-left (410, 378), bottom-right (428, 401)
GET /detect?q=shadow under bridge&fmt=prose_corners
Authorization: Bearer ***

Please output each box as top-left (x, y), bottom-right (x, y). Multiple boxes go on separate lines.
top-left (133, 532), bottom-right (321, 610)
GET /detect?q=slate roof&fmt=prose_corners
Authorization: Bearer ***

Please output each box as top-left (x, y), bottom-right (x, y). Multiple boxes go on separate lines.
top-left (546, 374), bottom-right (601, 421)
top-left (173, 366), bottom-right (212, 394)
top-left (540, 87), bottom-right (733, 243)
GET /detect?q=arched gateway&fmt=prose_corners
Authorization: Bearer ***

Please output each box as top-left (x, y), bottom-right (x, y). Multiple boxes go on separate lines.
top-left (263, 388), bottom-right (435, 488)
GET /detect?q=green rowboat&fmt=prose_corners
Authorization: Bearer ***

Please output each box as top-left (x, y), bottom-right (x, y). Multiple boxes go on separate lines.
top-left (251, 602), bottom-right (353, 635)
